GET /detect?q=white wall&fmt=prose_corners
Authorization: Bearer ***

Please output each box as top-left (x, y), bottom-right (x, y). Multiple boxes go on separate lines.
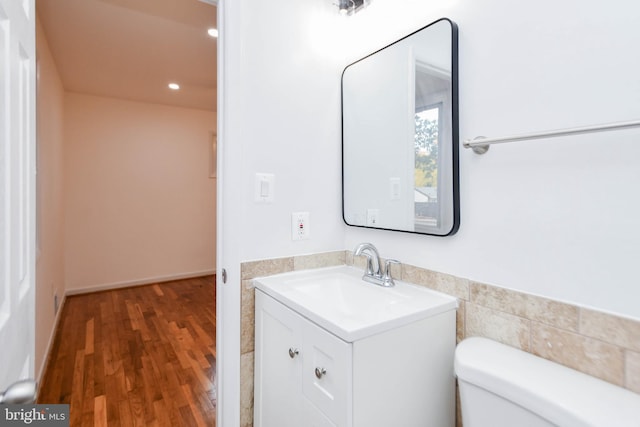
top-left (64, 93), bottom-right (217, 291)
top-left (223, 0), bottom-right (347, 265)
top-left (35, 16), bottom-right (66, 379)
top-left (223, 0), bottom-right (640, 322)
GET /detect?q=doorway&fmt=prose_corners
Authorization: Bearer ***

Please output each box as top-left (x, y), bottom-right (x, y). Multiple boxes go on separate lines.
top-left (35, 0), bottom-right (218, 423)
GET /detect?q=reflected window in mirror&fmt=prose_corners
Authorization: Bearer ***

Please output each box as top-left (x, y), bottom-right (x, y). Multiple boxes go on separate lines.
top-left (413, 61), bottom-right (452, 233)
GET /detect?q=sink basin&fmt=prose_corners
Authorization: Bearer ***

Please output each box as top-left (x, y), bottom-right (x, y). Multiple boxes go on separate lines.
top-left (253, 265), bottom-right (457, 342)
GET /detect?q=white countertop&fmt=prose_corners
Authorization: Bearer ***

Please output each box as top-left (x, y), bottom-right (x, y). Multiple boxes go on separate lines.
top-left (253, 265), bottom-right (458, 342)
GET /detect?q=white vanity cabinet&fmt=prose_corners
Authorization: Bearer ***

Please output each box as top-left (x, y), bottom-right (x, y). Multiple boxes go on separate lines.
top-left (254, 285), bottom-right (457, 427)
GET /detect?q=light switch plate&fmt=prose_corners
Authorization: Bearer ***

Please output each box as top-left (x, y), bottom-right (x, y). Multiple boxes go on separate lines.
top-left (390, 177), bottom-right (401, 200)
top-left (255, 173), bottom-right (275, 203)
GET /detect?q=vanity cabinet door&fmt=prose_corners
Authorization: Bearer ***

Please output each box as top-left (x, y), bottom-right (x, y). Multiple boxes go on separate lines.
top-left (303, 397), bottom-right (340, 427)
top-left (302, 321), bottom-right (352, 427)
top-left (255, 290), bottom-right (352, 427)
top-left (254, 290), bottom-right (305, 427)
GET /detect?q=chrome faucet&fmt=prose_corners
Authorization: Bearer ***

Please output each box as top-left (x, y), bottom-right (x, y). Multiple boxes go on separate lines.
top-left (353, 243), bottom-right (400, 287)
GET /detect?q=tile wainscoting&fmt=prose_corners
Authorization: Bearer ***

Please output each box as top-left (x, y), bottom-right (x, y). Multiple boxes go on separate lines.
top-left (239, 250), bottom-right (640, 427)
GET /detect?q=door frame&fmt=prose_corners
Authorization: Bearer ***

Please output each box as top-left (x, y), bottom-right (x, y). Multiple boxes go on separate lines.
top-left (214, 1), bottom-right (243, 426)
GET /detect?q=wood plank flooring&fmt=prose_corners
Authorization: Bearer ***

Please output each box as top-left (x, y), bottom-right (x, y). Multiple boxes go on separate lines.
top-left (38, 276), bottom-right (216, 427)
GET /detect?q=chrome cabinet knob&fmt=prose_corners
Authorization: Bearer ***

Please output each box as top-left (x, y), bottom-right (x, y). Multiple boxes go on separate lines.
top-left (315, 367), bottom-right (327, 379)
top-left (288, 348), bottom-right (299, 359)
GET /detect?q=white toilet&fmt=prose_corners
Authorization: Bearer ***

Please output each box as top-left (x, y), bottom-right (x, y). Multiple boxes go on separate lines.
top-left (455, 337), bottom-right (640, 427)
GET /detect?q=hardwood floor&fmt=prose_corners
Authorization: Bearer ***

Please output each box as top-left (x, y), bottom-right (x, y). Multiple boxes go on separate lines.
top-left (38, 276), bottom-right (217, 427)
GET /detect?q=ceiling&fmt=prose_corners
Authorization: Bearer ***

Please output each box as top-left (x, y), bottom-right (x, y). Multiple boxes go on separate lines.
top-left (37, 0), bottom-right (217, 112)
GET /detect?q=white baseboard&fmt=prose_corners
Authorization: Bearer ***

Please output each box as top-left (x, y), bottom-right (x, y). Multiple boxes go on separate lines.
top-left (36, 293), bottom-right (68, 389)
top-left (64, 269), bottom-right (216, 296)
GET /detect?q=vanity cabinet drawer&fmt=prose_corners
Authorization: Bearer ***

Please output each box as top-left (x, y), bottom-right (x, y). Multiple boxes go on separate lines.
top-left (302, 320), bottom-right (351, 427)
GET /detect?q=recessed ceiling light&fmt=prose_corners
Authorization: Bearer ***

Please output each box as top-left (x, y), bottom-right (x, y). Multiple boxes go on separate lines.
top-left (168, 83), bottom-right (180, 90)
top-left (208, 28), bottom-right (218, 38)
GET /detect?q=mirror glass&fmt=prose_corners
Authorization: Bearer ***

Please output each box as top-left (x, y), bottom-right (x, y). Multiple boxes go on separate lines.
top-left (342, 18), bottom-right (459, 236)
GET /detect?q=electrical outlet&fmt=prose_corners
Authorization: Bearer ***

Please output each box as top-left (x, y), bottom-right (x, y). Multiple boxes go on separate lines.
top-left (291, 212), bottom-right (310, 240)
top-left (54, 292), bottom-right (59, 315)
top-left (367, 209), bottom-right (380, 226)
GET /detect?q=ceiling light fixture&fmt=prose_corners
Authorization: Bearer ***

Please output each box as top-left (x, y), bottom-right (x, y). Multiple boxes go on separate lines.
top-left (207, 28), bottom-right (218, 38)
top-left (168, 83), bottom-right (180, 90)
top-left (336, 0), bottom-right (369, 16)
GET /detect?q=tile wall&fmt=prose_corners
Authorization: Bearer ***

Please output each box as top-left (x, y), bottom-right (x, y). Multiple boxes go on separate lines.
top-left (239, 250), bottom-right (640, 427)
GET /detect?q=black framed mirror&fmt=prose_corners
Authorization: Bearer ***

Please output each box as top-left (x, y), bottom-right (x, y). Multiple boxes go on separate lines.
top-left (342, 18), bottom-right (459, 236)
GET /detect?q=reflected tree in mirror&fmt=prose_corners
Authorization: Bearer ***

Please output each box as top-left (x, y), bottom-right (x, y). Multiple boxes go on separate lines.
top-left (415, 108), bottom-right (439, 186)
top-left (415, 106), bottom-right (440, 230)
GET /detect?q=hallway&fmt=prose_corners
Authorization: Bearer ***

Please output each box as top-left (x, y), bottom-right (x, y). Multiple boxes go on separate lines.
top-left (38, 276), bottom-right (216, 426)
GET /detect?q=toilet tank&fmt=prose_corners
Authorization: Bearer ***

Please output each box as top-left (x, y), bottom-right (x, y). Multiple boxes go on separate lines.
top-left (455, 337), bottom-right (640, 427)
